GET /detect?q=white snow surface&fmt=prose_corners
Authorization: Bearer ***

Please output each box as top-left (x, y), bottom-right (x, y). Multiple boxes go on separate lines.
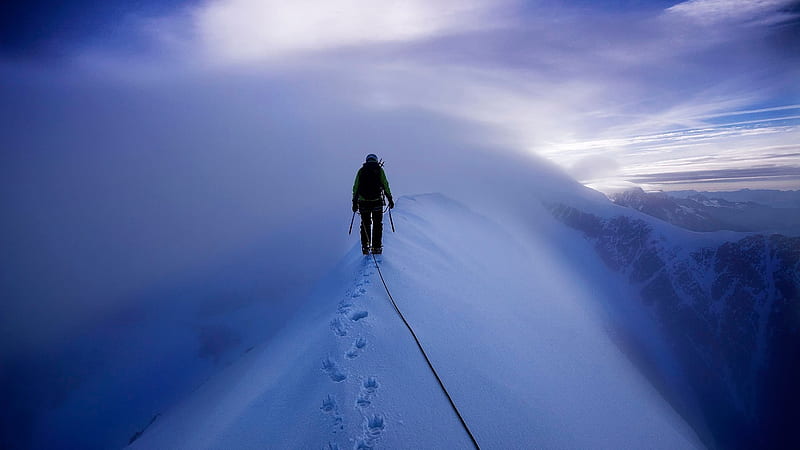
top-left (131, 193), bottom-right (702, 449)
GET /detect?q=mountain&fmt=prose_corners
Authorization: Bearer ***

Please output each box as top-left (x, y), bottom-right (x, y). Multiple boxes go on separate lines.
top-left (129, 194), bottom-right (702, 449)
top-left (6, 149), bottom-right (796, 449)
top-left (669, 189), bottom-right (800, 209)
top-left (609, 188), bottom-right (800, 235)
top-left (549, 202), bottom-right (800, 449)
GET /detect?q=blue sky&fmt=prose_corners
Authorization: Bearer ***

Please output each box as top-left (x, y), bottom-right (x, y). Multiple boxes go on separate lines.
top-left (2, 0), bottom-right (799, 192)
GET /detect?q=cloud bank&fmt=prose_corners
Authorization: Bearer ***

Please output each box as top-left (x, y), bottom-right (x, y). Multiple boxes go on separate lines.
top-left (76, 0), bottom-right (799, 195)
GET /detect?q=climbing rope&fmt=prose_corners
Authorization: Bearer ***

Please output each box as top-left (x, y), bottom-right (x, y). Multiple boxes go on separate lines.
top-left (370, 253), bottom-right (481, 450)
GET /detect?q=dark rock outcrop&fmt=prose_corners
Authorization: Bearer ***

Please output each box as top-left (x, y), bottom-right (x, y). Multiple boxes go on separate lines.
top-left (550, 204), bottom-right (800, 449)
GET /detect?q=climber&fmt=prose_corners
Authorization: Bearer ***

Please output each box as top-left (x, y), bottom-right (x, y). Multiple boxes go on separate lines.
top-left (352, 154), bottom-right (393, 254)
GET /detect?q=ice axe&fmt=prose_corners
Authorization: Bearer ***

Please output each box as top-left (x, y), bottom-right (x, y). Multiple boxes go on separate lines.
top-left (348, 210), bottom-right (356, 235)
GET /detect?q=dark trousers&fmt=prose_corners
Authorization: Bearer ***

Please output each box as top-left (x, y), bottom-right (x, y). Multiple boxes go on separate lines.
top-left (359, 203), bottom-right (383, 250)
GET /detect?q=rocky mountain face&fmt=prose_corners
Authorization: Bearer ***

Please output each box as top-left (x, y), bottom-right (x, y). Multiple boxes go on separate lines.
top-left (549, 204), bottom-right (800, 449)
top-left (609, 188), bottom-right (800, 235)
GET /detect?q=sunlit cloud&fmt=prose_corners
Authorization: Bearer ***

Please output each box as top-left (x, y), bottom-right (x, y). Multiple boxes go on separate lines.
top-left (691, 104), bottom-right (800, 120)
top-left (184, 0), bottom-right (509, 64)
top-left (32, 0), bottom-right (800, 194)
top-left (553, 116), bottom-right (800, 192)
top-left (667, 0), bottom-right (799, 26)
top-left (348, 56), bottom-right (799, 192)
top-left (550, 115), bottom-right (800, 154)
top-left (350, 63), bottom-right (595, 150)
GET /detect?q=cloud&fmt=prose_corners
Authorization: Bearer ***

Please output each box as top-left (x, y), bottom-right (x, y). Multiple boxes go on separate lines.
top-left (67, 0), bottom-right (800, 197)
top-left (182, 0), bottom-right (509, 64)
top-left (667, 0), bottom-right (799, 26)
top-left (568, 154), bottom-right (621, 182)
top-left (628, 166), bottom-right (800, 185)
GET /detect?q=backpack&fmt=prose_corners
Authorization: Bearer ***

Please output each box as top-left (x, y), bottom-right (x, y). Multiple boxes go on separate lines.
top-left (357, 161), bottom-right (383, 200)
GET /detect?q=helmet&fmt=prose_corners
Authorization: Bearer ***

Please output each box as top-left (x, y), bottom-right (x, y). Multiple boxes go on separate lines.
top-left (365, 154), bottom-right (378, 162)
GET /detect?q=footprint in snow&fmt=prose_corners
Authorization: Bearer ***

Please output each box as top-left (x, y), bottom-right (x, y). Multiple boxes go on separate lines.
top-left (368, 415), bottom-right (385, 432)
top-left (355, 414), bottom-right (385, 449)
top-left (356, 376), bottom-right (379, 408)
top-left (322, 357), bottom-right (347, 382)
top-left (363, 376), bottom-right (379, 392)
top-left (349, 310), bottom-right (368, 321)
top-left (320, 394), bottom-right (344, 432)
top-left (330, 317), bottom-right (347, 337)
top-left (351, 287), bottom-right (367, 298)
top-left (345, 337), bottom-right (367, 359)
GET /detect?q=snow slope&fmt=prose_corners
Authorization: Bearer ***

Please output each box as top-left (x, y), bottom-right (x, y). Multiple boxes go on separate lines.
top-left (131, 193), bottom-right (701, 449)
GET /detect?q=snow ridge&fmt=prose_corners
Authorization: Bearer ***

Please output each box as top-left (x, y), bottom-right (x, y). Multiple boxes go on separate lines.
top-left (129, 193), bottom-right (701, 449)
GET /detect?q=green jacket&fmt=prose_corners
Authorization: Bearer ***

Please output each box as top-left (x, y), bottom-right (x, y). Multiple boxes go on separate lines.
top-left (353, 164), bottom-right (392, 202)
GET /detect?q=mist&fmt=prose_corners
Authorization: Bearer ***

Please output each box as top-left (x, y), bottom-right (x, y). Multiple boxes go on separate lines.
top-left (0, 59), bottom-right (577, 447)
